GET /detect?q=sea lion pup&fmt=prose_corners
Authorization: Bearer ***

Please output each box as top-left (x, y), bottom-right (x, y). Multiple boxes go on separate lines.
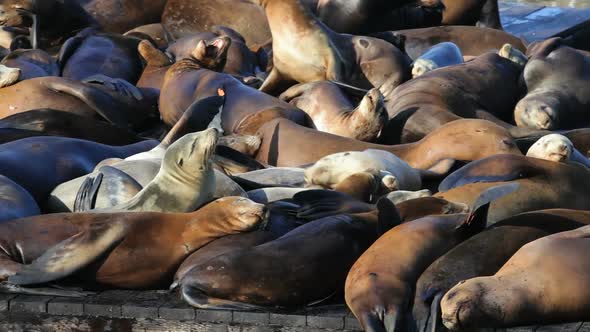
top-left (58, 28), bottom-right (145, 84)
top-left (412, 42), bottom-right (464, 78)
top-left (411, 208), bottom-right (590, 332)
top-left (0, 109), bottom-right (143, 146)
top-left (436, 154), bottom-right (590, 224)
top-left (305, 149), bottom-right (422, 194)
top-left (344, 184), bottom-right (517, 332)
top-left (177, 196), bottom-right (400, 309)
top-left (256, 118), bottom-right (521, 170)
top-left (1, 49), bottom-right (59, 80)
top-left (373, 26), bottom-right (527, 60)
top-left (0, 137), bottom-right (157, 203)
top-left (514, 38), bottom-right (590, 131)
top-left (441, 224), bottom-right (590, 330)
top-left (0, 196), bottom-right (265, 291)
top-left (279, 82), bottom-right (387, 141)
top-left (381, 48), bottom-right (527, 144)
top-left (252, 0), bottom-right (411, 95)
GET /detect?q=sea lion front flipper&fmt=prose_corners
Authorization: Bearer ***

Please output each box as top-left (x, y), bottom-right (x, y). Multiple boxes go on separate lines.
top-left (74, 172), bottom-right (103, 212)
top-left (438, 154), bottom-right (539, 192)
top-left (293, 189), bottom-right (373, 220)
top-left (180, 284), bottom-right (267, 311)
top-left (0, 282), bottom-right (95, 298)
top-left (258, 67), bottom-right (283, 93)
top-left (8, 221), bottom-right (129, 286)
top-left (83, 74), bottom-right (143, 101)
top-left (376, 197), bottom-right (402, 235)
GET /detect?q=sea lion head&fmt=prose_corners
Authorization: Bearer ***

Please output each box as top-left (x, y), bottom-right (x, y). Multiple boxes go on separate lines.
top-left (441, 279), bottom-right (490, 331)
top-left (526, 133), bottom-right (573, 162)
top-left (0, 64), bottom-right (20, 88)
top-left (514, 92), bottom-right (561, 130)
top-left (162, 128), bottom-right (219, 179)
top-left (352, 88), bottom-right (388, 142)
top-left (218, 134), bottom-right (262, 157)
top-left (498, 43), bottom-right (528, 68)
top-left (207, 196), bottom-right (267, 233)
top-left (191, 36), bottom-right (232, 72)
top-left (412, 58), bottom-right (438, 78)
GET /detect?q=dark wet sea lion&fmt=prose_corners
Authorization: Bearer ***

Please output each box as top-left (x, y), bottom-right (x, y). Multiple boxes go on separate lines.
top-left (1, 49), bottom-right (59, 80)
top-left (255, 118), bottom-right (521, 170)
top-left (59, 28), bottom-right (144, 84)
top-left (0, 109), bottom-right (143, 145)
top-left (0, 174), bottom-right (39, 223)
top-left (381, 52), bottom-right (524, 143)
top-left (344, 184), bottom-right (515, 332)
top-left (440, 0), bottom-right (502, 29)
top-left (0, 197), bottom-right (265, 290)
top-left (77, 0), bottom-right (168, 34)
top-left (436, 154), bottom-right (590, 224)
top-left (411, 209), bottom-right (590, 332)
top-left (162, 0), bottom-right (271, 49)
top-left (515, 38), bottom-right (590, 130)
top-left (373, 26), bottom-right (526, 60)
top-left (0, 76), bottom-right (158, 131)
top-left (253, 0), bottom-right (411, 95)
top-left (441, 225), bottom-right (590, 329)
top-left (280, 81), bottom-right (387, 141)
top-left (0, 136), bottom-right (157, 203)
top-left (177, 197), bottom-right (399, 309)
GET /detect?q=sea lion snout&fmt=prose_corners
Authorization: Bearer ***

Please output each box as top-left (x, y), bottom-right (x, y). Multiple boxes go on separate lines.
top-left (515, 95), bottom-right (560, 130)
top-left (527, 134), bottom-right (573, 162)
top-left (440, 281), bottom-right (485, 331)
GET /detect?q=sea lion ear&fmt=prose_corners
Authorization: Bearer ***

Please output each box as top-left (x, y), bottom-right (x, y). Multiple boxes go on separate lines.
top-left (457, 183), bottom-right (520, 233)
top-left (376, 197), bottom-right (402, 235)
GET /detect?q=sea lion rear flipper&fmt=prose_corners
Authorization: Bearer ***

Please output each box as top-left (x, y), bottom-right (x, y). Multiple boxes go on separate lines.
top-left (83, 74), bottom-right (143, 101)
top-left (293, 189), bottom-right (373, 220)
top-left (376, 197), bottom-right (402, 235)
top-left (438, 155), bottom-right (537, 192)
top-left (457, 183), bottom-right (520, 233)
top-left (8, 221), bottom-right (129, 286)
top-left (74, 173), bottom-right (103, 212)
top-left (426, 292), bottom-right (444, 332)
top-left (180, 284), bottom-right (266, 311)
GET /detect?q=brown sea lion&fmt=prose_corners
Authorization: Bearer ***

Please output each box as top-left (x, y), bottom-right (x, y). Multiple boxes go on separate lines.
top-left (441, 224), bottom-right (590, 329)
top-left (176, 197), bottom-right (399, 309)
top-left (1, 49), bottom-right (58, 80)
top-left (253, 0), bottom-right (411, 95)
top-left (344, 184), bottom-right (516, 332)
top-left (0, 197), bottom-right (265, 290)
top-left (0, 136), bottom-right (157, 203)
top-left (0, 109), bottom-right (143, 145)
top-left (515, 38), bottom-right (590, 130)
top-left (373, 26), bottom-right (526, 60)
top-left (255, 118), bottom-right (522, 170)
top-left (77, 0), bottom-right (167, 34)
top-left (381, 51), bottom-right (525, 143)
top-left (59, 28), bottom-right (144, 84)
top-left (440, 0), bottom-right (501, 29)
top-left (411, 208), bottom-right (590, 332)
top-left (162, 0), bottom-right (271, 49)
top-left (280, 81), bottom-right (387, 141)
top-left (0, 75), bottom-right (158, 131)
top-left (437, 154), bottom-right (590, 224)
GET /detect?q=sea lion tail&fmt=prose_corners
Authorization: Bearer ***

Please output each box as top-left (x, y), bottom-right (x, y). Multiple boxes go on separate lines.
top-left (73, 173), bottom-right (103, 212)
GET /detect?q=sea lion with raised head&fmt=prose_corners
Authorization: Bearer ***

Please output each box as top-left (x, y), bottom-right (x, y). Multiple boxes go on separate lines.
top-left (280, 81), bottom-right (387, 141)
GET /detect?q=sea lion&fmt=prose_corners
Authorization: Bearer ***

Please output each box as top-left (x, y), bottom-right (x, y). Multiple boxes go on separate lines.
top-left (441, 224), bottom-right (590, 329)
top-left (412, 42), bottom-right (464, 78)
top-left (373, 26), bottom-right (526, 60)
top-left (1, 49), bottom-right (59, 80)
top-left (517, 128), bottom-right (590, 158)
top-left (59, 28), bottom-right (144, 84)
top-left (514, 38), bottom-right (590, 130)
top-left (279, 82), bottom-right (387, 141)
top-left (305, 149), bottom-right (422, 193)
top-left (159, 57), bottom-right (309, 135)
top-left (254, 0), bottom-right (411, 95)
top-left (0, 26), bottom-right (31, 57)
top-left (525, 134), bottom-right (590, 169)
top-left (0, 109), bottom-right (143, 146)
top-left (177, 197), bottom-right (400, 309)
top-left (0, 196), bottom-right (265, 290)
top-left (247, 187), bottom-right (310, 204)
top-left (0, 174), bottom-right (39, 223)
top-left (124, 23), bottom-right (169, 49)
top-left (381, 51), bottom-right (526, 143)
top-left (411, 209), bottom-right (590, 332)
top-left (233, 168), bottom-right (306, 188)
top-left (78, 0), bottom-right (168, 34)
top-left (440, 0), bottom-right (502, 29)
top-left (344, 184), bottom-right (516, 332)
top-left (437, 154), bottom-right (590, 224)
top-left (0, 75), bottom-right (159, 131)
top-left (0, 136), bottom-right (157, 203)
top-left (162, 0), bottom-right (271, 49)
top-left (256, 118), bottom-right (522, 170)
